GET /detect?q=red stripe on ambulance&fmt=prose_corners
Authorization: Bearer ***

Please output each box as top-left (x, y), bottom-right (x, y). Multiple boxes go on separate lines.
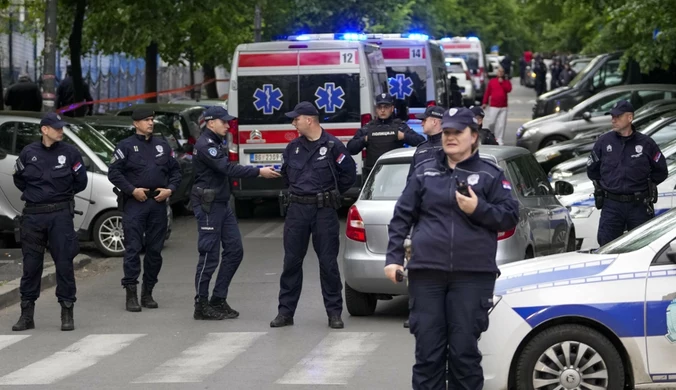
top-left (239, 129), bottom-right (357, 144)
top-left (238, 53), bottom-right (297, 67)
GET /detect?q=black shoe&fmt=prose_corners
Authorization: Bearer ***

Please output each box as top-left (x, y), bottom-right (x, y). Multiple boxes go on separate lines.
top-left (141, 284), bottom-right (158, 309)
top-left (12, 300), bottom-right (35, 331)
top-left (60, 302), bottom-right (74, 331)
top-left (210, 297), bottom-right (239, 319)
top-left (124, 285), bottom-right (142, 312)
top-left (270, 314), bottom-right (294, 328)
top-left (328, 316), bottom-right (344, 329)
top-left (403, 320), bottom-right (410, 328)
top-left (193, 297), bottom-right (226, 320)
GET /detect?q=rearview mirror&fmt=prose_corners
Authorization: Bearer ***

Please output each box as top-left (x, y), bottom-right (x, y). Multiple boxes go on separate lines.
top-left (582, 112), bottom-right (592, 121)
top-left (554, 180), bottom-right (574, 196)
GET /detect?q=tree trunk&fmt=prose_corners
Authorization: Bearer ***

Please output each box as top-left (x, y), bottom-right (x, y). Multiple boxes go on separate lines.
top-left (144, 41), bottom-right (158, 103)
top-left (42, 0), bottom-right (58, 111)
top-left (202, 63), bottom-right (218, 99)
top-left (68, 0), bottom-right (87, 116)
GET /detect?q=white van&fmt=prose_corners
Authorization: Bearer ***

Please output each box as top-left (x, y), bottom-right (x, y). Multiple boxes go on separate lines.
top-left (437, 36), bottom-right (489, 101)
top-left (227, 34), bottom-right (388, 217)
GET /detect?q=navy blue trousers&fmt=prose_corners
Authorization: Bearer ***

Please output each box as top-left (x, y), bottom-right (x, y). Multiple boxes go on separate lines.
top-left (121, 199), bottom-right (168, 287)
top-left (277, 203), bottom-right (342, 317)
top-left (20, 208), bottom-right (78, 303)
top-left (597, 198), bottom-right (653, 246)
top-left (193, 202), bottom-right (243, 302)
top-left (408, 270), bottom-right (495, 390)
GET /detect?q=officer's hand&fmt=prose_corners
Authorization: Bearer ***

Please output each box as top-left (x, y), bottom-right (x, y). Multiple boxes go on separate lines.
top-left (154, 188), bottom-right (172, 202)
top-left (259, 167), bottom-right (281, 179)
top-left (363, 135), bottom-right (368, 142)
top-left (384, 264), bottom-right (404, 284)
top-left (456, 186), bottom-right (478, 215)
top-left (397, 131), bottom-right (406, 141)
top-left (132, 188), bottom-right (149, 202)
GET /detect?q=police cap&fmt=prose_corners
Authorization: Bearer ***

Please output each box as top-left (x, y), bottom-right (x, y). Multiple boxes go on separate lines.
top-left (469, 105), bottom-right (485, 118)
top-left (605, 100), bottom-right (634, 116)
top-left (441, 107), bottom-right (478, 131)
top-left (415, 105), bottom-right (445, 120)
top-left (131, 108), bottom-right (155, 121)
top-left (375, 93), bottom-right (395, 106)
top-left (203, 106), bottom-right (235, 122)
top-left (40, 112), bottom-right (67, 129)
top-left (285, 101), bottom-right (319, 118)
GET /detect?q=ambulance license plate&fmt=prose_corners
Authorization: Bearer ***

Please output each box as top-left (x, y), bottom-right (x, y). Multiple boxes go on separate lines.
top-left (250, 153), bottom-right (282, 163)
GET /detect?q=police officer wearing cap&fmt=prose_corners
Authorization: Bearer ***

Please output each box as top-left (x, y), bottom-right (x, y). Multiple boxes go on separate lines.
top-left (470, 105), bottom-right (498, 145)
top-left (347, 93), bottom-right (425, 179)
top-left (587, 100), bottom-right (668, 246)
top-left (191, 106), bottom-right (280, 320)
top-left (12, 112), bottom-right (88, 331)
top-left (407, 105), bottom-right (445, 180)
top-left (108, 108), bottom-right (182, 312)
top-left (270, 102), bottom-right (356, 329)
top-left (386, 107), bottom-right (519, 389)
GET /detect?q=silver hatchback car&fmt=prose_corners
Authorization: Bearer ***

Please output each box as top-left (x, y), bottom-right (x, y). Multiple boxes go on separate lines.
top-left (341, 146), bottom-right (576, 316)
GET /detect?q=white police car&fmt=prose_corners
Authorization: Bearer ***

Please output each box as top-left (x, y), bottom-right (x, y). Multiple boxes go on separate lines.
top-left (480, 207), bottom-right (676, 389)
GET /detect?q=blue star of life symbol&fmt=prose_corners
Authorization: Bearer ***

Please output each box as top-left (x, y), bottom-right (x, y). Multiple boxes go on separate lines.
top-left (253, 84), bottom-right (284, 115)
top-left (388, 74), bottom-right (414, 99)
top-left (314, 82), bottom-right (346, 113)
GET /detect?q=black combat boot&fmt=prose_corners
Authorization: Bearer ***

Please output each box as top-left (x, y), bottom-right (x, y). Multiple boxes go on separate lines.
top-left (193, 297), bottom-right (226, 320)
top-left (60, 301), bottom-right (74, 331)
top-left (12, 301), bottom-right (35, 331)
top-left (328, 315), bottom-right (344, 329)
top-left (141, 284), bottom-right (158, 309)
top-left (124, 285), bottom-right (142, 312)
top-left (209, 297), bottom-right (239, 319)
top-left (270, 314), bottom-right (294, 328)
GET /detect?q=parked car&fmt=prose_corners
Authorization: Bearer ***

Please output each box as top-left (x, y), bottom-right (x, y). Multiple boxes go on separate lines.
top-left (81, 115), bottom-right (195, 214)
top-left (486, 54), bottom-right (502, 78)
top-left (517, 84), bottom-right (676, 152)
top-left (479, 207), bottom-right (676, 389)
top-left (569, 57), bottom-right (592, 74)
top-left (114, 103), bottom-right (206, 147)
top-left (168, 97), bottom-right (227, 108)
top-left (0, 112), bottom-right (172, 256)
top-left (341, 146), bottom-right (575, 316)
top-left (445, 57), bottom-right (476, 106)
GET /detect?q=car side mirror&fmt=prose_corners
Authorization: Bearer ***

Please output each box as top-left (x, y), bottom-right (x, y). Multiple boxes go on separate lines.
top-left (582, 112), bottom-right (592, 121)
top-left (554, 180), bottom-right (574, 196)
top-left (182, 143), bottom-right (194, 154)
top-left (82, 155), bottom-right (93, 170)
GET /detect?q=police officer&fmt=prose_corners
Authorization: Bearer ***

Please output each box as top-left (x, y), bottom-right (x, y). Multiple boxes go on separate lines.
top-left (587, 100), bottom-right (668, 246)
top-left (191, 106), bottom-right (280, 320)
top-left (347, 93), bottom-right (425, 179)
top-left (270, 102), bottom-right (357, 329)
top-left (407, 105), bottom-right (445, 180)
top-left (108, 108), bottom-right (182, 312)
top-left (11, 112), bottom-right (88, 331)
top-left (470, 105), bottom-right (498, 145)
top-left (385, 108), bottom-right (519, 389)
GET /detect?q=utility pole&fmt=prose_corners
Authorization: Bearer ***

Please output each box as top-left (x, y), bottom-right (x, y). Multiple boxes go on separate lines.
top-left (43, 0), bottom-right (58, 110)
top-left (8, 11), bottom-right (14, 84)
top-left (254, 2), bottom-right (262, 42)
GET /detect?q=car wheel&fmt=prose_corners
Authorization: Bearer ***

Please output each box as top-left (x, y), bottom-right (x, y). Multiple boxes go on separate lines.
top-left (539, 135), bottom-right (568, 149)
top-left (345, 282), bottom-right (377, 316)
top-left (552, 226), bottom-right (567, 248)
top-left (93, 210), bottom-right (125, 257)
top-left (566, 230), bottom-right (576, 252)
top-left (515, 324), bottom-right (625, 390)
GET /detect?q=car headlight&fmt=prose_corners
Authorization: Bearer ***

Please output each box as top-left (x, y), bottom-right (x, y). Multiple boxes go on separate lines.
top-left (488, 295), bottom-right (502, 315)
top-left (568, 206), bottom-right (594, 219)
top-left (521, 128), bottom-right (539, 139)
top-left (554, 106), bottom-right (561, 113)
top-left (550, 171), bottom-right (573, 180)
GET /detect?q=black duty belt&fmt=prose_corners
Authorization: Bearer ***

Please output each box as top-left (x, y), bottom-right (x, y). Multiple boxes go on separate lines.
top-left (23, 201), bottom-right (71, 214)
top-left (289, 192), bottom-right (330, 205)
top-left (605, 191), bottom-right (649, 203)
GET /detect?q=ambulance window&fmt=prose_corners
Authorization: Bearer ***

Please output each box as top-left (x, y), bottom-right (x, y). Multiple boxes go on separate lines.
top-left (236, 75), bottom-right (299, 125)
top-left (451, 53), bottom-right (480, 71)
top-left (299, 74), bottom-right (361, 124)
top-left (367, 52), bottom-right (388, 96)
top-left (386, 66), bottom-right (427, 108)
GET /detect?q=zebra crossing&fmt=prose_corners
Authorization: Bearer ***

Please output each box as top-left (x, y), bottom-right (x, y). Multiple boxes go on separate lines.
top-left (0, 331), bottom-right (392, 386)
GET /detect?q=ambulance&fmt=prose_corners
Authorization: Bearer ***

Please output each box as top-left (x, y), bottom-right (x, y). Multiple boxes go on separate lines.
top-left (226, 34), bottom-right (388, 217)
top-left (437, 36), bottom-right (489, 101)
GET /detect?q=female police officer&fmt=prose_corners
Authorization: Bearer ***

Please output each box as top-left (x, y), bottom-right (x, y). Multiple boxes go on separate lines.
top-left (385, 107), bottom-right (519, 389)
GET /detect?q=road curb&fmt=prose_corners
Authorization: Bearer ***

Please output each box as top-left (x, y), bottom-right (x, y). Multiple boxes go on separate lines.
top-left (0, 254), bottom-right (92, 310)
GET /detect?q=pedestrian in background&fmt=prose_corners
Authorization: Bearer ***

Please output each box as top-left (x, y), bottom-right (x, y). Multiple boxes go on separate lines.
top-left (470, 106), bottom-right (498, 145)
top-left (482, 67), bottom-right (512, 145)
top-left (4, 72), bottom-right (42, 111)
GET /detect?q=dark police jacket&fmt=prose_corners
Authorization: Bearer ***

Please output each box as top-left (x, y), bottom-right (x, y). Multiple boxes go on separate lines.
top-left (108, 133), bottom-right (182, 199)
top-left (347, 116), bottom-right (425, 169)
top-left (282, 130), bottom-right (357, 196)
top-left (387, 149), bottom-right (519, 274)
top-left (407, 132), bottom-right (442, 180)
top-left (13, 140), bottom-right (88, 204)
top-left (191, 130), bottom-right (260, 204)
top-left (587, 127), bottom-right (668, 195)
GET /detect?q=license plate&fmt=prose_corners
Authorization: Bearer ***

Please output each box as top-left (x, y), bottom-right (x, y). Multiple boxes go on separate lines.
top-left (250, 153), bottom-right (282, 163)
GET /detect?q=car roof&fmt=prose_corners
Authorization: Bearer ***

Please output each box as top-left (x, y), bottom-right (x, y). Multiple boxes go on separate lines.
top-left (378, 145), bottom-right (530, 163)
top-left (598, 84), bottom-right (676, 93)
top-left (236, 40), bottom-right (377, 52)
top-left (81, 115), bottom-right (134, 126)
top-left (116, 103), bottom-right (205, 113)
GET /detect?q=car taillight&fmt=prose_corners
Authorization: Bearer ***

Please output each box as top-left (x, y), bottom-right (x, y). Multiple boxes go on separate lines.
top-left (426, 100), bottom-right (436, 107)
top-left (361, 113), bottom-right (372, 127)
top-left (227, 118), bottom-right (239, 162)
top-left (408, 113), bottom-right (418, 120)
top-left (465, 70), bottom-right (471, 81)
top-left (346, 205), bottom-right (366, 242)
top-left (497, 227), bottom-right (516, 241)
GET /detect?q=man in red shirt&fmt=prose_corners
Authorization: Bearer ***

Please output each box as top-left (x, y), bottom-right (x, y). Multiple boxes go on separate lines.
top-left (482, 67), bottom-right (512, 145)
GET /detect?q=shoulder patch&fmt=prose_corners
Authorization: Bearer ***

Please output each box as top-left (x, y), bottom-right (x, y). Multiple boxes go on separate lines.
top-left (208, 147), bottom-right (218, 157)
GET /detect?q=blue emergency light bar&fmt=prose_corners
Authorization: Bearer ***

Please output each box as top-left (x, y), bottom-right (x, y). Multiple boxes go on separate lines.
top-left (285, 33), bottom-right (433, 41)
top-left (439, 36), bottom-right (480, 41)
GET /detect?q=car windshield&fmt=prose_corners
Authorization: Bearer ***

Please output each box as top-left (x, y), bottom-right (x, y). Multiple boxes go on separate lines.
top-left (361, 161), bottom-right (409, 200)
top-left (446, 62), bottom-right (465, 74)
top-left (596, 208), bottom-right (676, 254)
top-left (448, 53), bottom-right (479, 71)
top-left (568, 55), bottom-right (602, 88)
top-left (67, 123), bottom-right (116, 166)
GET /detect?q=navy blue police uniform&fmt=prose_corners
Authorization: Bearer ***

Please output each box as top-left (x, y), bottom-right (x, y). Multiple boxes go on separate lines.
top-left (587, 100), bottom-right (668, 246)
top-left (348, 93), bottom-right (425, 179)
top-left (406, 106), bottom-right (445, 180)
top-left (108, 108), bottom-right (181, 311)
top-left (271, 102), bottom-right (357, 329)
top-left (191, 106), bottom-right (262, 320)
top-left (387, 108), bottom-right (519, 389)
top-left (12, 112), bottom-right (88, 331)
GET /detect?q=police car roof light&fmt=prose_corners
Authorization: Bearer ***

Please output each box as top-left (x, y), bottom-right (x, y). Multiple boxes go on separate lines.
top-left (294, 34), bottom-right (312, 41)
top-left (439, 37), bottom-right (452, 41)
top-left (338, 33), bottom-right (367, 41)
top-left (403, 33), bottom-right (430, 40)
